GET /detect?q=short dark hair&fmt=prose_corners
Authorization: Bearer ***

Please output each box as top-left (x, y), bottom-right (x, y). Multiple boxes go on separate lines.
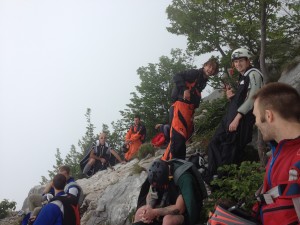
top-left (253, 82), bottom-right (300, 122)
top-left (53, 174), bottom-right (66, 190)
top-left (203, 58), bottom-right (219, 75)
top-left (59, 165), bottom-right (70, 175)
top-left (134, 114), bottom-right (141, 120)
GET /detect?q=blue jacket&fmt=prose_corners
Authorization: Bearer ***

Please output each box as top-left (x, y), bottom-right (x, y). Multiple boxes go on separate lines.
top-left (33, 192), bottom-right (65, 225)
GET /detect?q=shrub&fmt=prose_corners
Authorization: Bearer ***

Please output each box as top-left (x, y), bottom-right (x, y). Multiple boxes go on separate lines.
top-left (137, 143), bottom-right (155, 160)
top-left (131, 163), bottom-right (146, 175)
top-left (0, 199), bottom-right (16, 219)
top-left (204, 161), bottom-right (264, 214)
top-left (193, 97), bottom-right (227, 150)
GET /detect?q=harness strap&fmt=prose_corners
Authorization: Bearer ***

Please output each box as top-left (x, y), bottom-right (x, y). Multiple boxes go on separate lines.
top-left (260, 168), bottom-right (300, 221)
top-left (290, 168), bottom-right (300, 221)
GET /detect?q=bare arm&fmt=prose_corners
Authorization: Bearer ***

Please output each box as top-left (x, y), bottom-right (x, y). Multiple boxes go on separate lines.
top-left (110, 149), bottom-right (125, 164)
top-left (42, 181), bottom-right (53, 195)
top-left (142, 194), bottom-right (185, 221)
top-left (90, 149), bottom-right (106, 163)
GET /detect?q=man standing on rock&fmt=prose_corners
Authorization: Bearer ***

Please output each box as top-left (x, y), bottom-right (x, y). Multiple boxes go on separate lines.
top-left (206, 48), bottom-right (263, 183)
top-left (161, 58), bottom-right (219, 161)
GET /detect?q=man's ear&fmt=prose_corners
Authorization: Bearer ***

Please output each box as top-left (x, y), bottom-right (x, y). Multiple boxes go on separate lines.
top-left (265, 109), bottom-right (274, 122)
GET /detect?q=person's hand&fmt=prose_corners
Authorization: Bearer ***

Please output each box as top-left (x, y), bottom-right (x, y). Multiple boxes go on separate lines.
top-left (155, 124), bottom-right (162, 130)
top-left (120, 160), bottom-right (126, 164)
top-left (228, 114), bottom-right (242, 132)
top-left (183, 89), bottom-right (191, 101)
top-left (100, 158), bottom-right (107, 164)
top-left (142, 206), bottom-right (156, 223)
top-left (42, 193), bottom-right (53, 202)
top-left (226, 87), bottom-right (235, 99)
top-left (29, 216), bottom-right (37, 224)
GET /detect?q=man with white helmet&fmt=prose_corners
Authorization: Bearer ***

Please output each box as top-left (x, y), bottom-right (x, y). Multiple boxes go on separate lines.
top-left (206, 48), bottom-right (263, 184)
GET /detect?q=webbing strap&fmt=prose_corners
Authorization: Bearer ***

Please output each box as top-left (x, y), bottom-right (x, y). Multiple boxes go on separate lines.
top-left (263, 168), bottom-right (300, 221)
top-left (170, 159), bottom-right (193, 184)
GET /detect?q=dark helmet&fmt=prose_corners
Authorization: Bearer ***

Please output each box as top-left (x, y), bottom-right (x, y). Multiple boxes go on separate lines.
top-left (148, 159), bottom-right (169, 187)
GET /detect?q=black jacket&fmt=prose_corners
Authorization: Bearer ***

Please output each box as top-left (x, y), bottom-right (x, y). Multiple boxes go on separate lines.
top-left (171, 68), bottom-right (208, 108)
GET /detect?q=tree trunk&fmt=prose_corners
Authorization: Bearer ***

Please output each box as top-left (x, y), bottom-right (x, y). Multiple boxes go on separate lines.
top-left (257, 0), bottom-right (268, 166)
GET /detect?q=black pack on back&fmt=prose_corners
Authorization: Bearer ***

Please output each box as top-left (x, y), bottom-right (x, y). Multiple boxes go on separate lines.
top-left (50, 196), bottom-right (79, 225)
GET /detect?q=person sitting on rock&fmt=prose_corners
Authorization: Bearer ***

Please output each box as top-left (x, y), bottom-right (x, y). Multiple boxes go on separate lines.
top-left (133, 159), bottom-right (206, 225)
top-left (152, 123), bottom-right (170, 148)
top-left (33, 174), bottom-right (79, 225)
top-left (28, 165), bottom-right (82, 223)
top-left (81, 132), bottom-right (125, 177)
top-left (123, 115), bottom-right (146, 161)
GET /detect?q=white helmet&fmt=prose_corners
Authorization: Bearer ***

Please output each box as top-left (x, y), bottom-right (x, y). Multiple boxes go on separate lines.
top-left (231, 48), bottom-right (252, 61)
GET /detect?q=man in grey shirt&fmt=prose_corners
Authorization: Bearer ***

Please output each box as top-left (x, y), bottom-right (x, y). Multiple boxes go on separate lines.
top-left (206, 48), bottom-right (263, 184)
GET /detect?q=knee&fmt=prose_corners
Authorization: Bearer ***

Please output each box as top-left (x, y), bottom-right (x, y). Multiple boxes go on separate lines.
top-left (162, 215), bottom-right (183, 225)
top-left (88, 158), bottom-right (95, 165)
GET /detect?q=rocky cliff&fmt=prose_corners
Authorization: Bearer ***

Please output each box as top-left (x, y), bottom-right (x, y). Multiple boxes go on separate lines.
top-left (2, 62), bottom-right (299, 225)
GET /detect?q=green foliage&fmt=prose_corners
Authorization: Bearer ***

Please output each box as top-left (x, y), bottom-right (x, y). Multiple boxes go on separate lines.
top-left (128, 208), bottom-right (136, 223)
top-left (42, 108), bottom-right (97, 183)
top-left (131, 163), bottom-right (146, 175)
top-left (193, 97), bottom-right (228, 151)
top-left (0, 199), bottom-right (16, 219)
top-left (45, 148), bottom-right (64, 182)
top-left (166, 0), bottom-right (300, 80)
top-left (78, 108), bottom-right (96, 155)
top-left (206, 161), bottom-right (264, 212)
top-left (64, 145), bottom-right (82, 180)
top-left (137, 143), bottom-right (156, 160)
top-left (107, 120), bottom-right (127, 151)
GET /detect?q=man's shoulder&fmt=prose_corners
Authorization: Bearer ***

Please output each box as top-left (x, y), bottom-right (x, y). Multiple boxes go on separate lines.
top-left (245, 68), bottom-right (263, 77)
top-left (42, 200), bottom-right (63, 214)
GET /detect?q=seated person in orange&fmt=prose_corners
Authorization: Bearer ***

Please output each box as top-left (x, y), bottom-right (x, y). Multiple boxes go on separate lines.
top-left (124, 115), bottom-right (146, 161)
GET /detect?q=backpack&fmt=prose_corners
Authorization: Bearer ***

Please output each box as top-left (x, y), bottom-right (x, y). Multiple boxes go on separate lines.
top-left (136, 159), bottom-right (207, 225)
top-left (50, 195), bottom-right (80, 225)
top-left (151, 132), bottom-right (166, 147)
top-left (64, 181), bottom-right (84, 207)
top-left (170, 158), bottom-right (208, 199)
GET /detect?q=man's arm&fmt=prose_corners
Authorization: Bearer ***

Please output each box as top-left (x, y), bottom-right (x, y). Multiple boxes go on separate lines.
top-left (125, 127), bottom-right (132, 144)
top-left (110, 149), bottom-right (126, 164)
top-left (89, 149), bottom-right (106, 163)
top-left (142, 194), bottom-right (185, 221)
top-left (42, 181), bottom-right (53, 195)
top-left (238, 71), bottom-right (263, 115)
top-left (229, 71), bottom-right (263, 132)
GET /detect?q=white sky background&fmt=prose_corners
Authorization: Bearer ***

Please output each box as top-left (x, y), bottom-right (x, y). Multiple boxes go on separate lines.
top-left (0, 0), bottom-right (213, 209)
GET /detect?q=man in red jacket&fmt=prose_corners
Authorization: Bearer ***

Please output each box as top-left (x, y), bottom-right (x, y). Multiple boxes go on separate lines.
top-left (252, 82), bottom-right (300, 225)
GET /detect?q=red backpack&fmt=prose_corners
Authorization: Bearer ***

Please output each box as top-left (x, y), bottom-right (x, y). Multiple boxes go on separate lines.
top-left (151, 132), bottom-right (166, 147)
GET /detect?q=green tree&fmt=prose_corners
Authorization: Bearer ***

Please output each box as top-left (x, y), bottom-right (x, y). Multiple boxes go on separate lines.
top-left (120, 49), bottom-right (196, 140)
top-left (64, 144), bottom-right (82, 180)
top-left (46, 148), bottom-right (64, 181)
top-left (78, 108), bottom-right (96, 156)
top-left (166, 0), bottom-right (300, 80)
top-left (0, 199), bottom-right (16, 219)
top-left (109, 119), bottom-right (127, 151)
